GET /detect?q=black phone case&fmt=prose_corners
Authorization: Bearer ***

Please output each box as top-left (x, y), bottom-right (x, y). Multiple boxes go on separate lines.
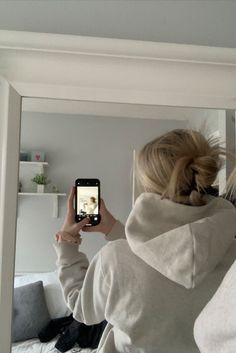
top-left (75, 178), bottom-right (101, 226)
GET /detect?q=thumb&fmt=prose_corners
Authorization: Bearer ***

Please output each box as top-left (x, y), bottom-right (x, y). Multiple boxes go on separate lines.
top-left (76, 217), bottom-right (90, 229)
top-left (82, 224), bottom-right (99, 232)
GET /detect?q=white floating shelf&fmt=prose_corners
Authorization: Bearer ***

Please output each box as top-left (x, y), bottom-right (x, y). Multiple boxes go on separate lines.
top-left (18, 192), bottom-right (66, 196)
top-left (18, 192), bottom-right (67, 218)
top-left (20, 161), bottom-right (49, 165)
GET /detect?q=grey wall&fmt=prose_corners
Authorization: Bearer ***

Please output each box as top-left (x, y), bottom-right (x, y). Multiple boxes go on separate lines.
top-left (186, 108), bottom-right (221, 135)
top-left (0, 0), bottom-right (236, 48)
top-left (15, 112), bottom-right (186, 273)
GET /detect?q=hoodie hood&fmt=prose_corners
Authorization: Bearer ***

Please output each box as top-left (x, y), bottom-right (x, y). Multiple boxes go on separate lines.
top-left (125, 193), bottom-right (236, 289)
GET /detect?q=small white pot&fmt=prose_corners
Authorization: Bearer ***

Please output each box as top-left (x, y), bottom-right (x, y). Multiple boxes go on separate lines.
top-left (37, 184), bottom-right (45, 193)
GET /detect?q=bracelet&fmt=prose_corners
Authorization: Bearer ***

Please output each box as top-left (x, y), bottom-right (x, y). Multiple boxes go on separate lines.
top-left (55, 231), bottom-right (82, 244)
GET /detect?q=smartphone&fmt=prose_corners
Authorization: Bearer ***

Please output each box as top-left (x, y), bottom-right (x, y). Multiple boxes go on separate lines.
top-left (75, 178), bottom-right (101, 226)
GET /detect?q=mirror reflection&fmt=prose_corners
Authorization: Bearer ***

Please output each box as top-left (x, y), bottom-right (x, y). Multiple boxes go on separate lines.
top-left (12, 98), bottom-right (236, 353)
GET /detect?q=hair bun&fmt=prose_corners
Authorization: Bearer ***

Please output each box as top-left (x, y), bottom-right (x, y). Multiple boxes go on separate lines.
top-left (189, 190), bottom-right (205, 206)
top-left (191, 156), bottom-right (219, 191)
top-left (137, 129), bottom-right (223, 206)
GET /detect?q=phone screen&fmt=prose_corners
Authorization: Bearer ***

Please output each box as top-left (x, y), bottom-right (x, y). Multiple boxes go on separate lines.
top-left (75, 179), bottom-right (100, 225)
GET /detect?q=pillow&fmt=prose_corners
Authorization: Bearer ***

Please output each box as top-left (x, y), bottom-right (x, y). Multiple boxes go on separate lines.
top-left (12, 281), bottom-right (50, 342)
top-left (14, 271), bottom-right (71, 319)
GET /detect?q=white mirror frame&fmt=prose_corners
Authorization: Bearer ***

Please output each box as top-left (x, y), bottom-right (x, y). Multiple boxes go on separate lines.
top-left (1, 30), bottom-right (236, 352)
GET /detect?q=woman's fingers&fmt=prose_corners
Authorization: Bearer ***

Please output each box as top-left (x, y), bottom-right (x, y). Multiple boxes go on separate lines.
top-left (75, 217), bottom-right (90, 231)
top-left (65, 187), bottom-right (76, 223)
top-left (82, 224), bottom-right (99, 232)
top-left (67, 187), bottom-right (75, 212)
top-left (100, 198), bottom-right (106, 213)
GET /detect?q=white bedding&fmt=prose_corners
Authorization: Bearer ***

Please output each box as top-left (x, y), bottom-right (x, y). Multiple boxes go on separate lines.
top-left (13, 273), bottom-right (93, 353)
top-left (12, 337), bottom-right (93, 353)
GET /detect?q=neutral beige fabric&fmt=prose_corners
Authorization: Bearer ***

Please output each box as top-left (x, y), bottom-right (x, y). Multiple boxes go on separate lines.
top-left (54, 193), bottom-right (236, 353)
top-left (126, 193), bottom-right (236, 289)
top-left (194, 259), bottom-right (236, 353)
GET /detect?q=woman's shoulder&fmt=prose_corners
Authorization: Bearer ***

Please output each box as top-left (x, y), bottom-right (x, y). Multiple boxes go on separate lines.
top-left (101, 239), bottom-right (130, 257)
top-left (99, 239), bottom-right (136, 269)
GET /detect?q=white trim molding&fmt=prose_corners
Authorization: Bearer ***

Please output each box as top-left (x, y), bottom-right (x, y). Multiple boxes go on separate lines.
top-left (1, 30), bottom-right (236, 108)
top-left (0, 30), bottom-right (236, 353)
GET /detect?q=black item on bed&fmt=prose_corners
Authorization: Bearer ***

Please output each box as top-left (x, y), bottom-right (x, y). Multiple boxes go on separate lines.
top-left (56, 319), bottom-right (107, 351)
top-left (38, 314), bottom-right (74, 342)
top-left (38, 314), bottom-right (107, 352)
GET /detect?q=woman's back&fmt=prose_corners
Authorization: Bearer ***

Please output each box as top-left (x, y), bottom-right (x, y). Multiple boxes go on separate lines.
top-left (91, 193), bottom-right (236, 352)
top-left (55, 128), bottom-right (236, 352)
top-left (99, 239), bottom-right (236, 353)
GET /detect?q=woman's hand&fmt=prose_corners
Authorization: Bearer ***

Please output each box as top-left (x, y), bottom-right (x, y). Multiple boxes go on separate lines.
top-left (82, 198), bottom-right (116, 235)
top-left (56, 187), bottom-right (89, 244)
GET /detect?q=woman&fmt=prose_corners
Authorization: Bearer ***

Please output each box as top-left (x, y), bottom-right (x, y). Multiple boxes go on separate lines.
top-left (86, 196), bottom-right (98, 215)
top-left (54, 129), bottom-right (236, 353)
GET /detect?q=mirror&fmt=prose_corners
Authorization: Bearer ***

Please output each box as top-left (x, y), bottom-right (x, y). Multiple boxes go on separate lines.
top-left (11, 97), bottom-right (235, 352)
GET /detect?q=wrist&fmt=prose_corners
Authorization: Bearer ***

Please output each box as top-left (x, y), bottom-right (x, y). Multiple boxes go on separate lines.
top-left (55, 230), bottom-right (70, 243)
top-left (55, 231), bottom-right (65, 243)
top-left (55, 230), bottom-right (82, 244)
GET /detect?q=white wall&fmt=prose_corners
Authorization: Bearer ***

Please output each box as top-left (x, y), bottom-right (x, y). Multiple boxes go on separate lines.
top-left (15, 105), bottom-right (223, 273)
top-left (185, 108), bottom-right (220, 135)
top-left (15, 112), bottom-right (186, 273)
top-left (0, 1), bottom-right (236, 48)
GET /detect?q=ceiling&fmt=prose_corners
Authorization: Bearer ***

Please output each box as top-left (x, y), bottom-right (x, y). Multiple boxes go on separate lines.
top-left (0, 0), bottom-right (235, 48)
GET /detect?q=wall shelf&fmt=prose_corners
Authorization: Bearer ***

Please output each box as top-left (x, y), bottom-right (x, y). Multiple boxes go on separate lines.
top-left (18, 161), bottom-right (66, 217)
top-left (19, 161), bottom-right (49, 165)
top-left (18, 192), bottom-right (67, 218)
top-left (18, 192), bottom-right (66, 196)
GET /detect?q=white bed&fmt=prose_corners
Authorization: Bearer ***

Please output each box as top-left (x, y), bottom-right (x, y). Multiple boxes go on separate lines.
top-left (12, 337), bottom-right (92, 353)
top-left (13, 272), bottom-right (94, 353)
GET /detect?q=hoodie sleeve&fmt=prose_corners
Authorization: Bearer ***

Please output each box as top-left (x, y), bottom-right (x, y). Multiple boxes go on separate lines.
top-left (105, 220), bottom-right (126, 241)
top-left (54, 242), bottom-right (109, 325)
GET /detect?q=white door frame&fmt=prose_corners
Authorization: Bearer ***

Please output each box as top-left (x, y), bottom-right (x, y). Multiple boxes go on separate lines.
top-left (1, 30), bottom-right (236, 352)
top-left (0, 78), bottom-right (21, 352)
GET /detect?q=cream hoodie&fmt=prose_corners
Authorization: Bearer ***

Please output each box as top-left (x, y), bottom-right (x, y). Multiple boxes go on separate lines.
top-left (194, 259), bottom-right (236, 353)
top-left (54, 193), bottom-right (236, 353)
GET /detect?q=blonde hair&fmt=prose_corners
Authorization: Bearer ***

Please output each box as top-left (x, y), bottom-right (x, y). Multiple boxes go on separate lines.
top-left (136, 129), bottom-right (227, 206)
top-left (225, 168), bottom-right (236, 203)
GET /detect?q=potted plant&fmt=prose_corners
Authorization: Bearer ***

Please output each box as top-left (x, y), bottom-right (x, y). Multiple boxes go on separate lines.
top-left (31, 173), bottom-right (50, 193)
